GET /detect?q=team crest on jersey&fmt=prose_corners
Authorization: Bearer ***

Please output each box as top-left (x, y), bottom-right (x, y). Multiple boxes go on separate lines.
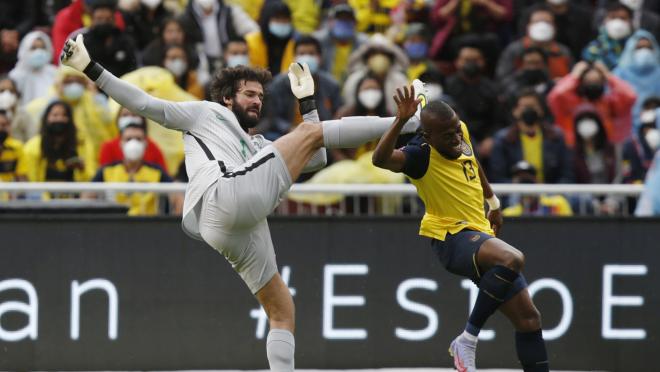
top-left (460, 140), bottom-right (473, 156)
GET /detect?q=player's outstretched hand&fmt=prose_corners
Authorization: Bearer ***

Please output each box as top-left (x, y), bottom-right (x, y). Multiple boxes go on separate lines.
top-left (60, 34), bottom-right (91, 72)
top-left (487, 208), bottom-right (503, 236)
top-left (393, 85), bottom-right (421, 122)
top-left (288, 62), bottom-right (314, 99)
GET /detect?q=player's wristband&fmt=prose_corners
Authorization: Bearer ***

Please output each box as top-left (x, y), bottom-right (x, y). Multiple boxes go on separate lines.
top-left (486, 195), bottom-right (500, 210)
top-left (298, 95), bottom-right (317, 116)
top-left (83, 61), bottom-right (104, 82)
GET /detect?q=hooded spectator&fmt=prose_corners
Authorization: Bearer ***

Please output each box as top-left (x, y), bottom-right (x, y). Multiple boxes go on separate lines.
top-left (342, 33), bottom-right (409, 115)
top-left (9, 31), bottom-right (58, 106)
top-left (246, 1), bottom-right (296, 74)
top-left (622, 96), bottom-right (660, 183)
top-left (582, 2), bottom-right (634, 69)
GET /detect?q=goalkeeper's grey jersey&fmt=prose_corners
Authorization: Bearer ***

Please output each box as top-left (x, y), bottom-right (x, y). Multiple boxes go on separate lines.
top-left (95, 70), bottom-right (270, 240)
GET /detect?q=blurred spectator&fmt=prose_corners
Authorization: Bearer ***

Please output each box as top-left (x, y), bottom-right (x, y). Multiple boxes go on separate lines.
top-left (496, 4), bottom-right (572, 81)
top-left (502, 160), bottom-right (573, 216)
top-left (222, 37), bottom-right (250, 67)
top-left (25, 66), bottom-right (115, 174)
top-left (0, 77), bottom-right (37, 142)
top-left (142, 18), bottom-right (198, 67)
top-left (403, 23), bottom-right (441, 81)
top-left (18, 100), bottom-right (94, 184)
top-left (351, 0), bottom-right (406, 34)
top-left (343, 34), bottom-right (408, 115)
top-left (51, 0), bottom-right (126, 64)
top-left (444, 42), bottom-right (502, 151)
top-left (429, 0), bottom-right (513, 64)
top-left (180, 0), bottom-right (258, 73)
top-left (613, 30), bottom-right (660, 132)
top-left (490, 88), bottom-right (573, 183)
top-left (635, 150), bottom-right (660, 216)
top-left (515, 0), bottom-right (594, 60)
top-left (582, 2), bottom-right (634, 69)
top-left (90, 120), bottom-right (172, 215)
top-left (120, 0), bottom-right (173, 51)
top-left (0, 110), bottom-right (25, 183)
top-left (333, 74), bottom-right (390, 161)
top-left (161, 44), bottom-right (205, 99)
top-left (572, 105), bottom-right (617, 183)
top-left (0, 0), bottom-right (38, 38)
top-left (313, 4), bottom-right (368, 82)
top-left (82, 1), bottom-right (138, 77)
top-left (598, 0), bottom-right (660, 44)
top-left (622, 96), bottom-right (660, 183)
top-left (548, 61), bottom-right (636, 146)
top-left (499, 46), bottom-right (554, 101)
top-left (99, 107), bottom-right (168, 172)
top-left (9, 31), bottom-right (58, 106)
top-left (259, 35), bottom-right (342, 141)
top-left (285, 0), bottom-right (321, 34)
top-left (246, 1), bottom-right (296, 74)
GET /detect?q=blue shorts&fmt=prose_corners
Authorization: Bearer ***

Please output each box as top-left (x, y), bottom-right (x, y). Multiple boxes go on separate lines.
top-left (431, 230), bottom-right (527, 302)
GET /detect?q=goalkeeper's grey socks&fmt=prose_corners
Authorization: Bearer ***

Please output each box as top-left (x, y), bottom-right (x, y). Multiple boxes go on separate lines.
top-left (321, 116), bottom-right (419, 148)
top-left (267, 328), bottom-right (295, 372)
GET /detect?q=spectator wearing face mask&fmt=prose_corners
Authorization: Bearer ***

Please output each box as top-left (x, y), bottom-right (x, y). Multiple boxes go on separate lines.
top-left (313, 4), bottom-right (368, 83)
top-left (161, 44), bottom-right (205, 99)
top-left (445, 42), bottom-right (502, 154)
top-left (332, 75), bottom-right (390, 161)
top-left (99, 107), bottom-right (168, 172)
top-left (614, 30), bottom-right (660, 132)
top-left (120, 0), bottom-right (173, 51)
top-left (0, 110), bottom-right (25, 186)
top-left (502, 160), bottom-right (573, 216)
top-left (572, 105), bottom-right (617, 184)
top-left (536, 0), bottom-right (595, 60)
top-left (258, 35), bottom-right (342, 141)
top-left (52, 0), bottom-right (126, 64)
top-left (500, 47), bottom-right (554, 101)
top-left (18, 100), bottom-right (95, 186)
top-left (548, 61), bottom-right (637, 146)
top-left (0, 77), bottom-right (37, 143)
top-left (596, 1), bottom-right (660, 46)
top-left (634, 145), bottom-right (660, 216)
top-left (180, 0), bottom-right (257, 73)
top-left (8, 31), bottom-right (57, 107)
top-left (622, 96), bottom-right (660, 183)
top-left (490, 88), bottom-right (573, 183)
top-left (221, 37), bottom-right (250, 68)
top-left (80, 1), bottom-right (138, 78)
top-left (582, 2), bottom-right (635, 69)
top-left (496, 4), bottom-right (573, 81)
top-left (90, 121), bottom-right (172, 215)
top-left (343, 33), bottom-right (409, 115)
top-left (246, 1), bottom-right (296, 74)
top-left (25, 66), bottom-right (115, 174)
top-left (403, 23), bottom-right (441, 82)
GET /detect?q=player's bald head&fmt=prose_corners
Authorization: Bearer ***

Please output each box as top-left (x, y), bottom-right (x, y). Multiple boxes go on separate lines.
top-left (421, 100), bottom-right (456, 130)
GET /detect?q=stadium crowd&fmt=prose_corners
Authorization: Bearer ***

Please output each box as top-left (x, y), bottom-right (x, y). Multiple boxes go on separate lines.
top-left (0, 0), bottom-right (660, 216)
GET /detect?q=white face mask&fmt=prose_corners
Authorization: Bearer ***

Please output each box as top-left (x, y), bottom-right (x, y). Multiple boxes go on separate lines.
top-left (62, 82), bottom-right (85, 101)
top-left (141, 0), bottom-right (162, 9)
top-left (577, 118), bottom-right (599, 139)
top-left (165, 58), bottom-right (187, 77)
top-left (27, 48), bottom-right (50, 69)
top-left (226, 54), bottom-right (249, 67)
top-left (358, 89), bottom-right (383, 110)
top-left (0, 90), bottom-right (17, 110)
top-left (641, 109), bottom-right (657, 125)
top-left (529, 21), bottom-right (555, 43)
top-left (605, 19), bottom-right (631, 40)
top-left (122, 139), bottom-right (146, 161)
top-left (645, 129), bottom-right (660, 150)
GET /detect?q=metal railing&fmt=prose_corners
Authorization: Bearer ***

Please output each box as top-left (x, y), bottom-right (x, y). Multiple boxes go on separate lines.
top-left (0, 182), bottom-right (646, 216)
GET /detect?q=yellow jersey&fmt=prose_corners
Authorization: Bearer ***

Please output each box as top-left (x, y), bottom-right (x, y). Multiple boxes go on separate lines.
top-left (92, 162), bottom-right (172, 216)
top-left (402, 122), bottom-right (494, 240)
top-left (0, 137), bottom-right (24, 182)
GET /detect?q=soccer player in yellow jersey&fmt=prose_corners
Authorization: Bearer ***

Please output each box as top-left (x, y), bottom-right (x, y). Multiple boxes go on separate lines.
top-left (373, 86), bottom-right (548, 372)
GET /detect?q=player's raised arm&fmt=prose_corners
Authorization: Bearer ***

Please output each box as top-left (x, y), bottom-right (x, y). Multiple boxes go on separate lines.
top-left (60, 35), bottom-right (201, 132)
top-left (372, 85), bottom-right (420, 172)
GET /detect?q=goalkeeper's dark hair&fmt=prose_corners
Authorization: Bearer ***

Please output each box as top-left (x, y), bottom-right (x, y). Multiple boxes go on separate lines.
top-left (210, 66), bottom-right (272, 106)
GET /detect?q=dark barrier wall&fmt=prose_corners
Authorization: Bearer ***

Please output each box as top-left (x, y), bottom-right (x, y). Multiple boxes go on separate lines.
top-left (0, 216), bottom-right (657, 371)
